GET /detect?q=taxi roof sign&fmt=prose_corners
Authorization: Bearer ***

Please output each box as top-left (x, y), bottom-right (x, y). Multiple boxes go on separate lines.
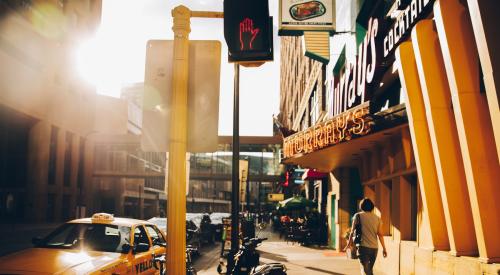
top-left (91, 213), bottom-right (114, 223)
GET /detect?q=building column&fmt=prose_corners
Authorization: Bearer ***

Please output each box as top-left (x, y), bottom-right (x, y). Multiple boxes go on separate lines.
top-left (411, 20), bottom-right (477, 256)
top-left (393, 176), bottom-right (412, 241)
top-left (139, 183), bottom-right (144, 220)
top-left (376, 181), bottom-right (391, 235)
top-left (434, 0), bottom-right (500, 262)
top-left (331, 168), bottom-right (353, 251)
top-left (363, 185), bottom-right (376, 203)
top-left (465, 0), bottom-right (500, 158)
top-left (69, 134), bottom-right (80, 219)
top-left (400, 128), bottom-right (414, 169)
top-left (82, 137), bottom-right (94, 216)
top-left (115, 179), bottom-right (125, 217)
top-left (27, 121), bottom-right (51, 223)
top-left (395, 42), bottom-right (449, 250)
top-left (54, 129), bottom-right (66, 222)
top-left (153, 194), bottom-right (160, 217)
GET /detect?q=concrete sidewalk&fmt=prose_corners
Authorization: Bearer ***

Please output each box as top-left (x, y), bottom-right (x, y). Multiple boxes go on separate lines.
top-left (257, 241), bottom-right (359, 275)
top-left (197, 226), bottom-right (360, 275)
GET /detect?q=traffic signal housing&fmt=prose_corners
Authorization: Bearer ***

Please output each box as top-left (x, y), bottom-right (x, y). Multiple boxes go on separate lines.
top-left (223, 0), bottom-right (273, 63)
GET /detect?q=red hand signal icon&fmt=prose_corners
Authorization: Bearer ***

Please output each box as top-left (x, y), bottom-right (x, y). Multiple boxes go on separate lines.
top-left (239, 18), bottom-right (260, 50)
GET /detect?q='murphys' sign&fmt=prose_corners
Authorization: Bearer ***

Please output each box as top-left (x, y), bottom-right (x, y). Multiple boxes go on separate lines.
top-left (328, 18), bottom-right (378, 117)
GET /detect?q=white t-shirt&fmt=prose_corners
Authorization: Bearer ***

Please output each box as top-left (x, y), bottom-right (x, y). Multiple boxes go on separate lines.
top-left (354, 211), bottom-right (381, 249)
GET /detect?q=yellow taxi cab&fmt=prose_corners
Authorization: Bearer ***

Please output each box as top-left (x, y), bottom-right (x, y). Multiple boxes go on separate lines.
top-left (0, 213), bottom-right (167, 274)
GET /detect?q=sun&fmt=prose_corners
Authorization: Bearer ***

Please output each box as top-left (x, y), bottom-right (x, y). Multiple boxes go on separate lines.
top-left (75, 31), bottom-right (124, 97)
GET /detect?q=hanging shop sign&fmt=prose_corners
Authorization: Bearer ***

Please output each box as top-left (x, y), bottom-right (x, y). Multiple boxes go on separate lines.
top-left (383, 0), bottom-right (434, 57)
top-left (268, 193), bottom-right (285, 202)
top-left (283, 104), bottom-right (371, 159)
top-left (327, 18), bottom-right (379, 117)
top-left (279, 0), bottom-right (335, 34)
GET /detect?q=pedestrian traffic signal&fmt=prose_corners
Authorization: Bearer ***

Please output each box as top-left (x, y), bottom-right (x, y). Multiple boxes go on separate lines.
top-left (223, 0), bottom-right (273, 63)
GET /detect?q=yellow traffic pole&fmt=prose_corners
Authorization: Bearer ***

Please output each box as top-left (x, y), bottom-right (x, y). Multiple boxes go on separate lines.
top-left (167, 5), bottom-right (190, 274)
top-left (167, 7), bottom-right (223, 274)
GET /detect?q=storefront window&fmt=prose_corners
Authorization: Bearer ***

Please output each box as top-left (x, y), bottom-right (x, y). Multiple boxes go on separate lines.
top-left (214, 152), bottom-right (232, 174)
top-left (241, 152), bottom-right (262, 176)
top-left (262, 152), bottom-right (278, 175)
top-left (191, 153), bottom-right (213, 174)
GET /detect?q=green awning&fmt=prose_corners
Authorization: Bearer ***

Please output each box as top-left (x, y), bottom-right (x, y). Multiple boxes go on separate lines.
top-left (333, 45), bottom-right (346, 76)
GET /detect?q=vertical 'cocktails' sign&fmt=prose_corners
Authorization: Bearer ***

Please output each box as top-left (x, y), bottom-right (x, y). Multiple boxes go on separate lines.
top-left (383, 0), bottom-right (433, 57)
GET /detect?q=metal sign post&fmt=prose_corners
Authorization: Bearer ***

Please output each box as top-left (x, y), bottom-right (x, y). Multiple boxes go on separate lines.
top-left (168, 6), bottom-right (190, 274)
top-left (229, 63), bottom-right (240, 274)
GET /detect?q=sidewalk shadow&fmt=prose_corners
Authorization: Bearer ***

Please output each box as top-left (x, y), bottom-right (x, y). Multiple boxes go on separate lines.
top-left (259, 251), bottom-right (288, 263)
top-left (305, 266), bottom-right (345, 275)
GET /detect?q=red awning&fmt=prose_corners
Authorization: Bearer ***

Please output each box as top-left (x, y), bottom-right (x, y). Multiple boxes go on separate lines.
top-left (302, 169), bottom-right (328, 180)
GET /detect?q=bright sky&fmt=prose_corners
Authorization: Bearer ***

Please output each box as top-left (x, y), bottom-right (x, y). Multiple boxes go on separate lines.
top-left (77, 0), bottom-right (280, 136)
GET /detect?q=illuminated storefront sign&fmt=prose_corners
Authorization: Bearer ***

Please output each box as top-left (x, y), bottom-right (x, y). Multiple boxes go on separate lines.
top-left (383, 0), bottom-right (434, 57)
top-left (283, 105), bottom-right (371, 159)
top-left (325, 0), bottom-right (434, 117)
top-left (327, 18), bottom-right (379, 117)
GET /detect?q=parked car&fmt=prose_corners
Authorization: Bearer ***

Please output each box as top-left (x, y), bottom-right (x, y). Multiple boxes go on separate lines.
top-left (148, 217), bottom-right (202, 255)
top-left (210, 212), bottom-right (231, 241)
top-left (0, 213), bottom-right (166, 274)
top-left (186, 213), bottom-right (203, 228)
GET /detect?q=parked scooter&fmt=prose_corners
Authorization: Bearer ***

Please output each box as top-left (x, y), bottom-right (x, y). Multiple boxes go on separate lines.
top-left (252, 263), bottom-right (288, 275)
top-left (217, 227), bottom-right (286, 275)
top-left (232, 237), bottom-right (266, 274)
top-left (152, 243), bottom-right (198, 275)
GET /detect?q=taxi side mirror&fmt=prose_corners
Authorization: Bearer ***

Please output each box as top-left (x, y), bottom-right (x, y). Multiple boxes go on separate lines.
top-left (133, 243), bottom-right (150, 254)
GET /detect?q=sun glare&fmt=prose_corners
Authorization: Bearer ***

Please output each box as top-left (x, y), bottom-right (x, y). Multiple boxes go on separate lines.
top-left (76, 37), bottom-right (100, 85)
top-left (75, 31), bottom-right (124, 97)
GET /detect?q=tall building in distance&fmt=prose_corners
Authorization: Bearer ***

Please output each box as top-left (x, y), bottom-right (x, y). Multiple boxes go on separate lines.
top-left (0, 0), bottom-right (124, 223)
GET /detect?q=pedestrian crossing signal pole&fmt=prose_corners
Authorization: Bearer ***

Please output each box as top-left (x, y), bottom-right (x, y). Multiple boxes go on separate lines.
top-left (223, 1), bottom-right (273, 273)
top-left (229, 62), bottom-right (240, 274)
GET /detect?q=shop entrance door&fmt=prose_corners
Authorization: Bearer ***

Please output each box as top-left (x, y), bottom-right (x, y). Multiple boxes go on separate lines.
top-left (330, 194), bottom-right (336, 248)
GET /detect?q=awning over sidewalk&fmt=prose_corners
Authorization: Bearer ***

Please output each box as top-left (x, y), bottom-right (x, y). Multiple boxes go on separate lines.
top-left (283, 123), bottom-right (408, 172)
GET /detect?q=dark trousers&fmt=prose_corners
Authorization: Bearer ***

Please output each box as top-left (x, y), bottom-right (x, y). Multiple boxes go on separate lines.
top-left (357, 246), bottom-right (378, 275)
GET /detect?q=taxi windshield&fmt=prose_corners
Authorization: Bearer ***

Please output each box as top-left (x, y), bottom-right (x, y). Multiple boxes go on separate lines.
top-left (37, 223), bottom-right (131, 253)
